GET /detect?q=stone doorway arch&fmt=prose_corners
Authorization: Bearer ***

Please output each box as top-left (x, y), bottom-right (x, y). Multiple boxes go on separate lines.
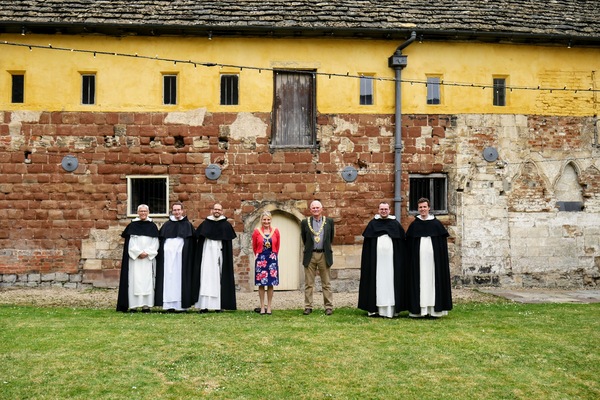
top-left (246, 205), bottom-right (305, 291)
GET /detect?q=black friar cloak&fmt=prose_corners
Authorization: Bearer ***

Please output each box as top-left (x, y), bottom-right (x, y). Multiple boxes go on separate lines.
top-left (116, 219), bottom-right (160, 312)
top-left (406, 216), bottom-right (453, 314)
top-left (192, 217), bottom-right (238, 310)
top-left (358, 216), bottom-right (408, 314)
top-left (155, 216), bottom-right (196, 308)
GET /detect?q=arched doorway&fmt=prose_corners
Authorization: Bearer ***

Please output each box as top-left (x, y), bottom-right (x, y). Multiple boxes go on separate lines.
top-left (249, 208), bottom-right (303, 291)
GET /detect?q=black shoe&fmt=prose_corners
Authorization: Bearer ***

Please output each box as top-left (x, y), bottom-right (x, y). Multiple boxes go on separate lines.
top-left (254, 307), bottom-right (262, 313)
top-left (325, 308), bottom-right (333, 316)
top-left (128, 309), bottom-right (137, 313)
top-left (303, 308), bottom-right (312, 315)
top-left (141, 308), bottom-right (151, 314)
top-left (199, 309), bottom-right (209, 314)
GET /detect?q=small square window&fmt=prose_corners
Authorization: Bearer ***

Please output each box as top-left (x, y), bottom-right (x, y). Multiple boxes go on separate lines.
top-left (127, 176), bottom-right (169, 216)
top-left (163, 74), bottom-right (177, 105)
top-left (11, 74), bottom-right (24, 103)
top-left (493, 78), bottom-right (506, 106)
top-left (409, 174), bottom-right (448, 214)
top-left (81, 74), bottom-right (96, 105)
top-left (220, 74), bottom-right (239, 105)
top-left (426, 77), bottom-right (441, 105)
top-left (359, 76), bottom-right (374, 105)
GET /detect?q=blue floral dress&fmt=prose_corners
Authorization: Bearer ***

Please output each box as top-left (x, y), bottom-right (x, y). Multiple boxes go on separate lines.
top-left (254, 236), bottom-right (279, 286)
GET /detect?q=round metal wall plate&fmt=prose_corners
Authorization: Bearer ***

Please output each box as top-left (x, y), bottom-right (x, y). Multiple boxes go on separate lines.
top-left (483, 147), bottom-right (499, 162)
top-left (205, 164), bottom-right (222, 180)
top-left (61, 155), bottom-right (79, 172)
top-left (341, 166), bottom-right (358, 182)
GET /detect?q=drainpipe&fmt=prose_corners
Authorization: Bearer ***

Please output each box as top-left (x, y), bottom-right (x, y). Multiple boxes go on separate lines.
top-left (388, 31), bottom-right (417, 223)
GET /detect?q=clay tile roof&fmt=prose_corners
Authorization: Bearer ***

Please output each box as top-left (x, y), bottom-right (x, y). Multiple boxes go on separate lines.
top-left (1, 1), bottom-right (599, 43)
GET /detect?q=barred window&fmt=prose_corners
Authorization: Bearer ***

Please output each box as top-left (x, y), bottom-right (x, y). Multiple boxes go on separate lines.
top-left (81, 74), bottom-right (96, 105)
top-left (163, 74), bottom-right (177, 105)
top-left (220, 74), bottom-right (239, 105)
top-left (359, 76), bottom-right (374, 105)
top-left (409, 174), bottom-right (448, 214)
top-left (493, 78), bottom-right (506, 106)
top-left (11, 74), bottom-right (24, 103)
top-left (127, 176), bottom-right (169, 216)
top-left (426, 76), bottom-right (441, 105)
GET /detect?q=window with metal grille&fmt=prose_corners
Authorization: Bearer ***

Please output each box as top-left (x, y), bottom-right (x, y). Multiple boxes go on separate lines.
top-left (127, 176), bottom-right (169, 216)
top-left (11, 74), bottom-right (24, 103)
top-left (81, 74), bottom-right (96, 105)
top-left (220, 74), bottom-right (239, 105)
top-left (359, 76), bottom-right (373, 105)
top-left (426, 77), bottom-right (441, 105)
top-left (493, 78), bottom-right (506, 106)
top-left (163, 74), bottom-right (177, 105)
top-left (409, 174), bottom-right (448, 214)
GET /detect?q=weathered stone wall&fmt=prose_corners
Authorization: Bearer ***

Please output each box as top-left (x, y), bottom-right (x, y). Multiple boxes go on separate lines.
top-left (1, 109), bottom-right (599, 290)
top-left (450, 114), bottom-right (600, 288)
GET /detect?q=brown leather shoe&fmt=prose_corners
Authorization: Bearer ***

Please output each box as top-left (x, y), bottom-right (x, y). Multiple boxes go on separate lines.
top-left (325, 308), bottom-right (333, 316)
top-left (303, 308), bottom-right (312, 315)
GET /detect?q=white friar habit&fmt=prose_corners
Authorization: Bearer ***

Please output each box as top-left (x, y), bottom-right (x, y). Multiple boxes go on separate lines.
top-left (155, 215), bottom-right (195, 310)
top-left (358, 214), bottom-right (408, 317)
top-left (192, 215), bottom-right (237, 310)
top-left (406, 215), bottom-right (452, 317)
top-left (116, 217), bottom-right (159, 312)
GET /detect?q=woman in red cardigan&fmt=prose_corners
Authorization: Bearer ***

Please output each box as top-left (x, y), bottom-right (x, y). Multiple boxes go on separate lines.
top-left (252, 211), bottom-right (280, 315)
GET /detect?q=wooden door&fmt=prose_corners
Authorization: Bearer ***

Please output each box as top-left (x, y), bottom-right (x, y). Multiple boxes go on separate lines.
top-left (272, 70), bottom-right (316, 148)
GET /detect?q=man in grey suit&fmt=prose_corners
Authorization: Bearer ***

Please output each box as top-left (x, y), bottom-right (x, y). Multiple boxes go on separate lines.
top-left (300, 200), bottom-right (335, 315)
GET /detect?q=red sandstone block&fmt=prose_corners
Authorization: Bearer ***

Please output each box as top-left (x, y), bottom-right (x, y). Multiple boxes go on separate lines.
top-left (134, 113), bottom-right (152, 125)
top-left (139, 126), bottom-right (157, 137)
top-left (37, 112), bottom-right (50, 124)
top-left (56, 125), bottom-right (73, 136)
top-left (428, 115), bottom-right (440, 126)
top-left (78, 112), bottom-right (96, 125)
top-left (258, 153), bottom-right (272, 163)
top-left (406, 126), bottom-right (422, 138)
top-left (129, 165), bottom-right (152, 175)
top-left (25, 164), bottom-right (44, 173)
top-left (365, 126), bottom-right (379, 137)
top-left (49, 112), bottom-right (63, 124)
top-left (412, 115), bottom-right (428, 127)
top-left (432, 126), bottom-right (446, 138)
top-left (118, 113), bottom-right (135, 124)
top-left (151, 113), bottom-right (165, 125)
top-left (168, 125), bottom-right (187, 136)
top-left (438, 116), bottom-right (451, 127)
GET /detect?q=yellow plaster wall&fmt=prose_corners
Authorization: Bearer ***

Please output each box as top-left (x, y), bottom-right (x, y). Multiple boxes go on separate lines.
top-left (1, 34), bottom-right (597, 115)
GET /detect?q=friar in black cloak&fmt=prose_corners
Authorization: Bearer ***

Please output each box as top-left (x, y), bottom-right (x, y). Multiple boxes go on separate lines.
top-left (405, 198), bottom-right (452, 317)
top-left (116, 205), bottom-right (160, 312)
top-left (358, 202), bottom-right (408, 317)
top-left (191, 203), bottom-right (237, 311)
top-left (154, 202), bottom-right (196, 310)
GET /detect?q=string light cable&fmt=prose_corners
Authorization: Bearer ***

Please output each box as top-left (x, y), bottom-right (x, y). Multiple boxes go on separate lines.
top-left (2, 40), bottom-right (599, 93)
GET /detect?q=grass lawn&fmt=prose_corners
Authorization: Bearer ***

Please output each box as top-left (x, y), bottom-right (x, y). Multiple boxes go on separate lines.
top-left (1, 301), bottom-right (598, 399)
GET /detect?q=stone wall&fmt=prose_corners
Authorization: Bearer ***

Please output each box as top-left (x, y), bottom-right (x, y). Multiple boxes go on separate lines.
top-left (1, 109), bottom-right (599, 290)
